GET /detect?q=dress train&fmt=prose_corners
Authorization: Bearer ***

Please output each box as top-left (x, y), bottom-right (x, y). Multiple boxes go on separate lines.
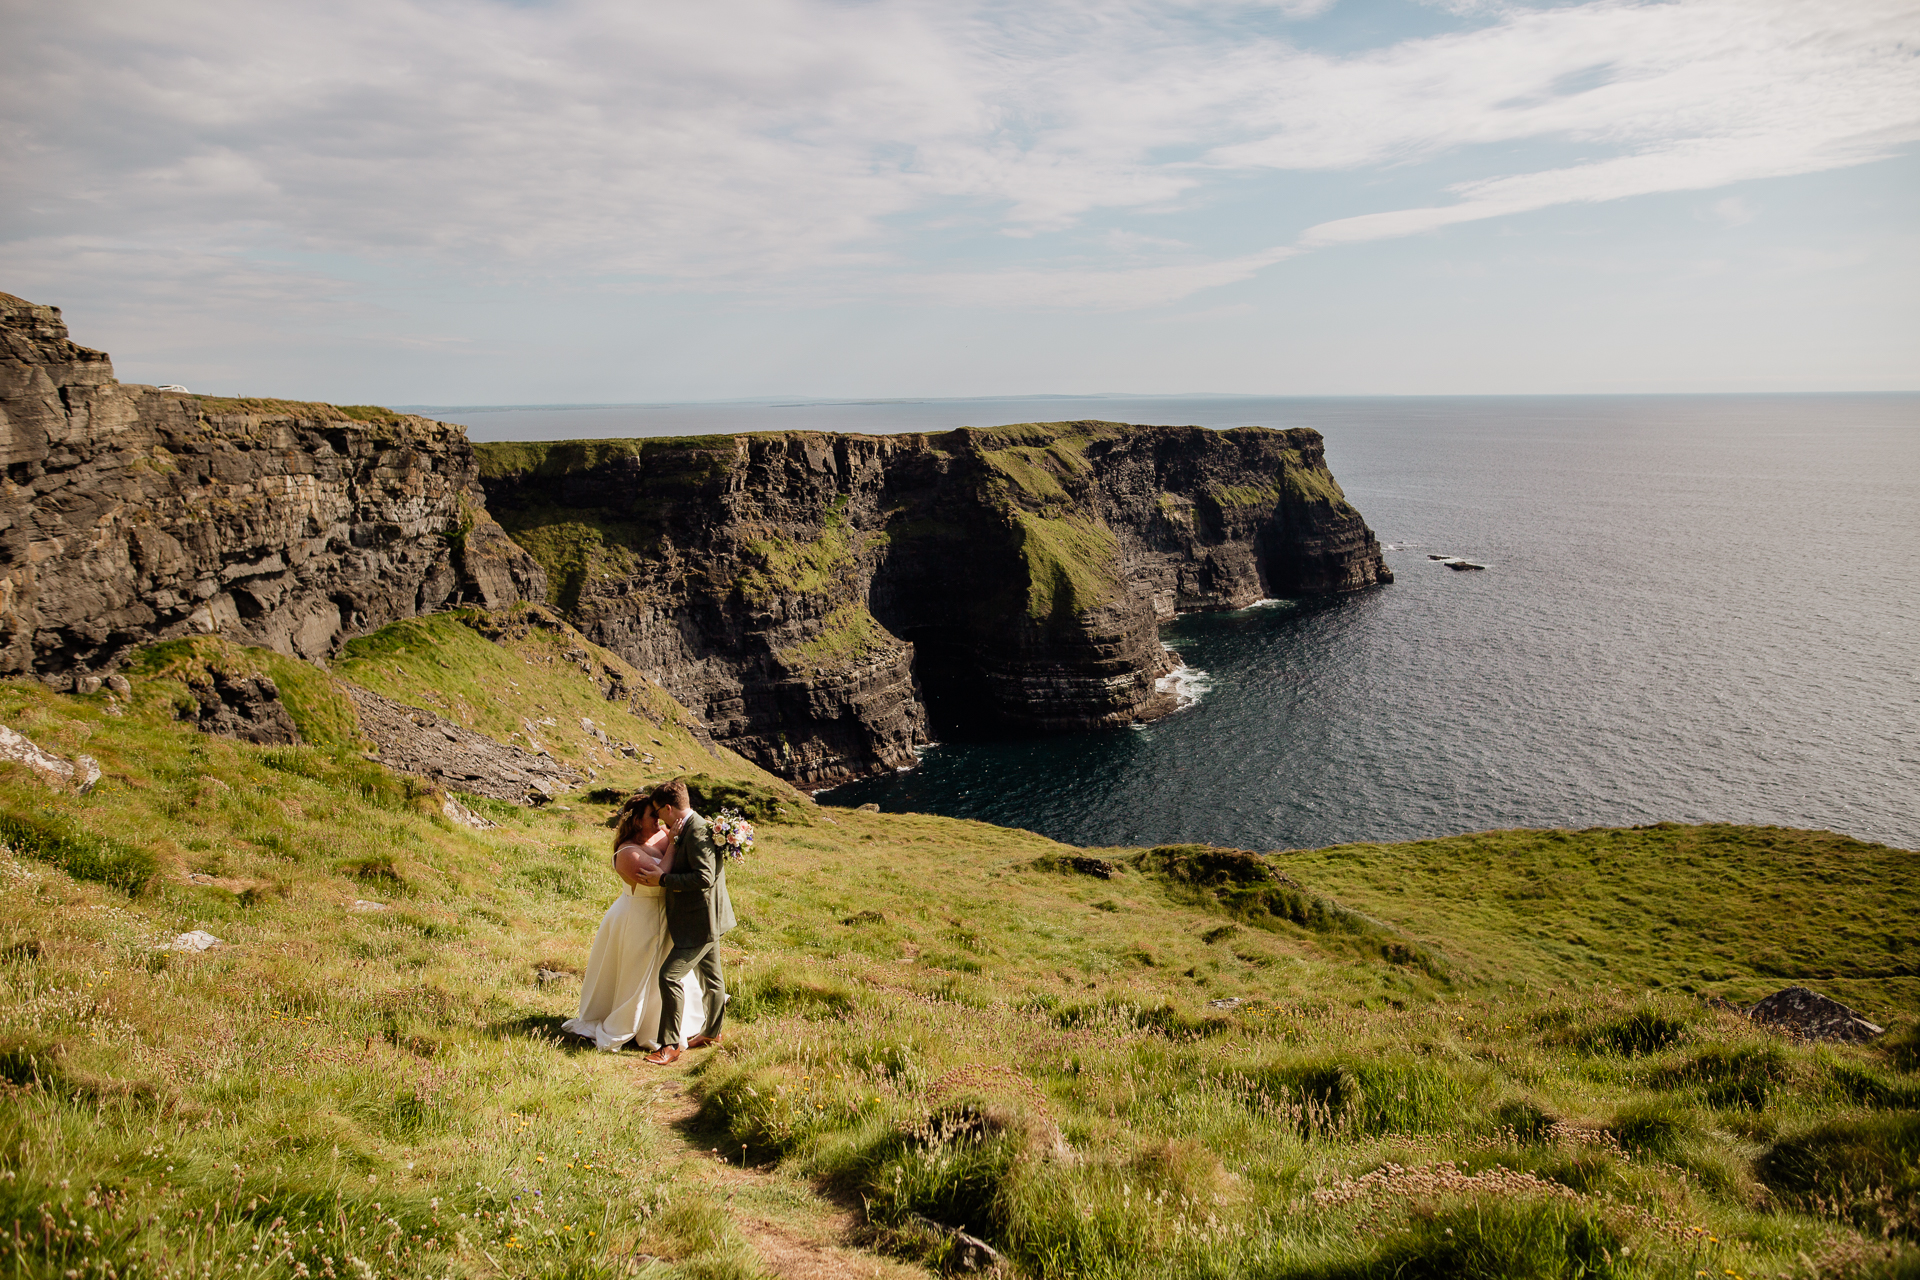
top-left (562, 884), bottom-right (704, 1051)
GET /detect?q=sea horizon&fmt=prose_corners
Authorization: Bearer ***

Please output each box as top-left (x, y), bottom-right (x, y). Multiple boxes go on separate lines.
top-left (396, 390), bottom-right (1920, 444)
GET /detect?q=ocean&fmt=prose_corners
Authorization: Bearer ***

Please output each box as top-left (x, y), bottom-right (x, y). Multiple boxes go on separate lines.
top-left (417, 393), bottom-right (1920, 853)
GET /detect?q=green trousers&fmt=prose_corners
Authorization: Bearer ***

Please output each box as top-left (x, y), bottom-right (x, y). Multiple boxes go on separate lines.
top-left (657, 943), bottom-right (726, 1047)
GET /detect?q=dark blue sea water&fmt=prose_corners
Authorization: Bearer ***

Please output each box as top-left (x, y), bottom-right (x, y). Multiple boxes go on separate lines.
top-left (422, 394), bottom-right (1920, 853)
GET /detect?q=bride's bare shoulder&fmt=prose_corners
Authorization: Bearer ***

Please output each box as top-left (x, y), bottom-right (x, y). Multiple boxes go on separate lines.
top-left (613, 842), bottom-right (657, 885)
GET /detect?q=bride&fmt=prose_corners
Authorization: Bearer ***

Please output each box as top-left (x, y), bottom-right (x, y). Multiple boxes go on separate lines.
top-left (562, 796), bottom-right (704, 1051)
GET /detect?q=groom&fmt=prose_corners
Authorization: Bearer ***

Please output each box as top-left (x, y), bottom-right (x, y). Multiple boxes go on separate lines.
top-left (640, 777), bottom-right (735, 1065)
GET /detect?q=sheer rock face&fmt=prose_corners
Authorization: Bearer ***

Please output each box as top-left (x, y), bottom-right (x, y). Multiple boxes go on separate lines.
top-left (0, 292), bottom-right (547, 678)
top-left (477, 421), bottom-right (1391, 787)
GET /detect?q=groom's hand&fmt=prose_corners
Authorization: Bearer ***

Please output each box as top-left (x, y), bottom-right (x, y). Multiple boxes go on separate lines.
top-left (640, 869), bottom-right (663, 887)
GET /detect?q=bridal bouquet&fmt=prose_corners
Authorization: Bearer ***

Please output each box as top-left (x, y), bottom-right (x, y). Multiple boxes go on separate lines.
top-left (710, 807), bottom-right (755, 861)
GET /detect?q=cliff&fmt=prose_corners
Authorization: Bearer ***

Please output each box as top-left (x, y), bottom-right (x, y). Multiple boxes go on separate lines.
top-left (1, 292), bottom-right (1389, 787)
top-left (0, 292), bottom-right (546, 677)
top-left (476, 420), bottom-right (1391, 787)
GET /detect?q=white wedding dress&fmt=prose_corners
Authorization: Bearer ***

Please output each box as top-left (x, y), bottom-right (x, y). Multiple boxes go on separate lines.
top-left (563, 878), bottom-right (705, 1052)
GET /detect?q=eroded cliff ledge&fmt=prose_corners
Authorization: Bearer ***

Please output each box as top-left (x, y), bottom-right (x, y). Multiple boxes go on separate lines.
top-left (477, 422), bottom-right (1391, 787)
top-left (0, 292), bottom-right (545, 677)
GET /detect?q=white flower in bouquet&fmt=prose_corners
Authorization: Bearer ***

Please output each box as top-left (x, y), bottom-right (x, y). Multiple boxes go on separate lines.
top-left (711, 807), bottom-right (755, 861)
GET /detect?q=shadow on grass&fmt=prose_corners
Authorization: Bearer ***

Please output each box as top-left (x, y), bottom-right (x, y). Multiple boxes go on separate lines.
top-left (485, 1013), bottom-right (602, 1053)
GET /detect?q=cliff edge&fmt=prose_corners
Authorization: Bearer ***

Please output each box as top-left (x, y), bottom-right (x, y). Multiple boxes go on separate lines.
top-left (1, 292), bottom-right (1390, 787)
top-left (477, 421), bottom-right (1391, 786)
top-left (0, 292), bottom-right (546, 677)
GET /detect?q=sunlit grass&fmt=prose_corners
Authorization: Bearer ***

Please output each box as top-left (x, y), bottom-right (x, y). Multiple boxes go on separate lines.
top-left (0, 609), bottom-right (1913, 1278)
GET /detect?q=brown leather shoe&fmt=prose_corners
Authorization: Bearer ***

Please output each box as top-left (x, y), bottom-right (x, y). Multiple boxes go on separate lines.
top-left (686, 1034), bottom-right (723, 1050)
top-left (642, 1045), bottom-right (681, 1065)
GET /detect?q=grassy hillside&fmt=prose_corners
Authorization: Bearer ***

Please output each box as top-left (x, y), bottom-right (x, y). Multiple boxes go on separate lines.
top-left (1274, 826), bottom-right (1918, 1013)
top-left (0, 611), bottom-right (1915, 1280)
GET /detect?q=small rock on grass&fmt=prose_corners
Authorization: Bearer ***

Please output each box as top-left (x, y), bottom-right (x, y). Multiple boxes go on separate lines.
top-left (1747, 986), bottom-right (1884, 1043)
top-left (0, 724), bottom-right (100, 794)
top-left (159, 930), bottom-right (222, 952)
top-left (352, 900), bottom-right (388, 912)
top-left (441, 795), bottom-right (497, 829)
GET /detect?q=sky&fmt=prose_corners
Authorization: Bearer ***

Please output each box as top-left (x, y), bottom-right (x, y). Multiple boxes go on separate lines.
top-left (3, 0), bottom-right (1917, 402)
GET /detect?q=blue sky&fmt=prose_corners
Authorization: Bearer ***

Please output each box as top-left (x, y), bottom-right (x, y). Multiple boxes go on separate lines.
top-left (2, 0), bottom-right (1915, 400)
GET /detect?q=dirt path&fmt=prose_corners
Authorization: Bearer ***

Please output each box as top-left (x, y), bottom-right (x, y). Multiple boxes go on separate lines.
top-left (639, 1068), bottom-right (931, 1280)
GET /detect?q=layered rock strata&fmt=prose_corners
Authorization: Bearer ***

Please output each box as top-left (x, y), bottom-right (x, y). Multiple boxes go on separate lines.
top-left (477, 421), bottom-right (1391, 786)
top-left (0, 292), bottom-right (546, 679)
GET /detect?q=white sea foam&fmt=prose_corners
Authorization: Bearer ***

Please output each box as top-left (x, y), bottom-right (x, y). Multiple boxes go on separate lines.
top-left (1155, 663), bottom-right (1214, 711)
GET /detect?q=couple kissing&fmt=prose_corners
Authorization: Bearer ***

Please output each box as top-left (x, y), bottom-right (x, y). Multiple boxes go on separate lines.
top-left (562, 777), bottom-right (736, 1064)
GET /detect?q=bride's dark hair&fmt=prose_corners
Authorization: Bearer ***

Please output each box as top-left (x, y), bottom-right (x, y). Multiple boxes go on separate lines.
top-left (612, 794), bottom-right (656, 851)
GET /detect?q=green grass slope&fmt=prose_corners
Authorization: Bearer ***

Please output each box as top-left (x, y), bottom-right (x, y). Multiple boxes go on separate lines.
top-left (1277, 826), bottom-right (1919, 1013)
top-left (0, 613), bottom-right (1914, 1280)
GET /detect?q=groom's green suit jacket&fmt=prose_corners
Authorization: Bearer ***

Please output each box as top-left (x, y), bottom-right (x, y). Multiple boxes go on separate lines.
top-left (658, 811), bottom-right (737, 948)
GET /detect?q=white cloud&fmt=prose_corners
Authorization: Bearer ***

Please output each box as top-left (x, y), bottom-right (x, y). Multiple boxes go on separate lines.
top-left (1, 0), bottom-right (1914, 316)
top-left (1287, 1), bottom-right (1920, 249)
top-left (908, 245), bottom-right (1300, 310)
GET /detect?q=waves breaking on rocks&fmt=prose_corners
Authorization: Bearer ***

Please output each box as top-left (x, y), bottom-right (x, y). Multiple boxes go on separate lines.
top-left (1154, 663), bottom-right (1214, 712)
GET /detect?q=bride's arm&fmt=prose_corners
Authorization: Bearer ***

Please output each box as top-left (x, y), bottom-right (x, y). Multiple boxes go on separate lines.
top-left (612, 844), bottom-right (648, 888)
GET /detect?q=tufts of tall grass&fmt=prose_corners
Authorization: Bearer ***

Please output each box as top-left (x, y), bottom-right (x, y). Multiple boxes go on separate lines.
top-left (1537, 1001), bottom-right (1695, 1057)
top-left (1759, 1114), bottom-right (1920, 1241)
top-left (0, 809), bottom-right (157, 895)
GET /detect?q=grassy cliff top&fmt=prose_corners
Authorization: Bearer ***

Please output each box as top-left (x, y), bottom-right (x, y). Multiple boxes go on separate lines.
top-left (187, 397), bottom-right (414, 424)
top-left (472, 421), bottom-right (1317, 481)
top-left (1, 612), bottom-right (1913, 1279)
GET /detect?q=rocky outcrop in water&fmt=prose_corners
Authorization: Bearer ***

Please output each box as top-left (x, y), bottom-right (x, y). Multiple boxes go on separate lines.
top-left (476, 421), bottom-right (1391, 786)
top-left (0, 292), bottom-right (546, 679)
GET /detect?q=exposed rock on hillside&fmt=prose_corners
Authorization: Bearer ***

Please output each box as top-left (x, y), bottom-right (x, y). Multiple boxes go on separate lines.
top-left (344, 683), bottom-right (583, 805)
top-left (0, 723), bottom-right (100, 794)
top-left (1746, 986), bottom-right (1885, 1043)
top-left (476, 423), bottom-right (1390, 785)
top-left (0, 292), bottom-right (546, 679)
top-left (180, 666), bottom-right (301, 746)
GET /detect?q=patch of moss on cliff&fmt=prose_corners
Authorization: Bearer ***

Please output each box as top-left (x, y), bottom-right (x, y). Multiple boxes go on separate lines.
top-left (493, 508), bottom-right (654, 615)
top-left (1278, 448), bottom-right (1352, 511)
top-left (964, 421), bottom-right (1122, 509)
top-left (473, 437), bottom-right (738, 483)
top-left (778, 605), bottom-right (897, 674)
top-left (1211, 482), bottom-right (1283, 508)
top-left (737, 499), bottom-right (858, 604)
top-left (1154, 492), bottom-right (1197, 527)
top-left (1013, 511), bottom-right (1122, 621)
